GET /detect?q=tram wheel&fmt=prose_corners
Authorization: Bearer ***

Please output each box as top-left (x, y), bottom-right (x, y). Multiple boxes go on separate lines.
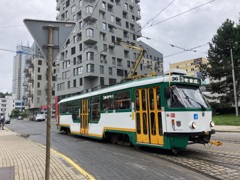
top-left (171, 148), bottom-right (179, 155)
top-left (110, 133), bottom-right (118, 144)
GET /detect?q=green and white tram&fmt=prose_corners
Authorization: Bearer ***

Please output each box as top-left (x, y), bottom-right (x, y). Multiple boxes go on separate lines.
top-left (57, 74), bottom-right (216, 151)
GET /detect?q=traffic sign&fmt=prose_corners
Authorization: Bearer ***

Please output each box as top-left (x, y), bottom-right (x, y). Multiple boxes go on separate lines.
top-left (24, 19), bottom-right (75, 60)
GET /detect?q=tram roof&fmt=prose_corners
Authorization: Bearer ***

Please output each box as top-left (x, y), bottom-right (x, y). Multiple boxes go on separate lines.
top-left (58, 74), bottom-right (201, 104)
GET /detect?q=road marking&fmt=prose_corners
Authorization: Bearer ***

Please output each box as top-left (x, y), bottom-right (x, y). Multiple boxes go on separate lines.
top-left (51, 148), bottom-right (95, 180)
top-left (35, 141), bottom-right (95, 180)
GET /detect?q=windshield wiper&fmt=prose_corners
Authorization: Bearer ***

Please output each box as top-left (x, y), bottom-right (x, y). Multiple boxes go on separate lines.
top-left (182, 90), bottom-right (206, 111)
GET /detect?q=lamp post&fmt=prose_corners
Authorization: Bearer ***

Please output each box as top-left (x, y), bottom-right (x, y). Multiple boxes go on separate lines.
top-left (230, 48), bottom-right (239, 116)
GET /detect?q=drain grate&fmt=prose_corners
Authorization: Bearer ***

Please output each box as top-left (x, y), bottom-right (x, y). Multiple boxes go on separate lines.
top-left (0, 166), bottom-right (14, 180)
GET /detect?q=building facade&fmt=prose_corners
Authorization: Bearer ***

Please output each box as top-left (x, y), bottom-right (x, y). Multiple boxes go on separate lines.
top-left (55, 0), bottom-right (163, 100)
top-left (0, 95), bottom-right (16, 116)
top-left (23, 43), bottom-right (56, 117)
top-left (170, 57), bottom-right (208, 79)
top-left (12, 45), bottom-right (33, 100)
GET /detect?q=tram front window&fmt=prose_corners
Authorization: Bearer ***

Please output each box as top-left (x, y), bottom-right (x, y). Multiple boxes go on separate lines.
top-left (167, 85), bottom-right (210, 109)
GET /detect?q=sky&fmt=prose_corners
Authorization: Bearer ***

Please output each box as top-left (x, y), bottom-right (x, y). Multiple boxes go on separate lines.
top-left (0, 0), bottom-right (239, 93)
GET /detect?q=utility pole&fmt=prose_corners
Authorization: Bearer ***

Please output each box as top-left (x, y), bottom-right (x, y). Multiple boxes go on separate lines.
top-left (45, 25), bottom-right (53, 180)
top-left (230, 48), bottom-right (239, 116)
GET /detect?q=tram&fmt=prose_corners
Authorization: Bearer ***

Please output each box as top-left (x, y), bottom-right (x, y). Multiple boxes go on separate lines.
top-left (57, 72), bottom-right (218, 152)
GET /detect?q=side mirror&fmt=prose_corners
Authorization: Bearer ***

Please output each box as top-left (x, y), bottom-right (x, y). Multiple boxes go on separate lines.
top-left (164, 87), bottom-right (170, 98)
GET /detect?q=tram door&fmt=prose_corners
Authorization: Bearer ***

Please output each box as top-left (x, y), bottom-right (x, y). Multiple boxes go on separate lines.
top-left (135, 87), bottom-right (163, 145)
top-left (80, 99), bottom-right (89, 135)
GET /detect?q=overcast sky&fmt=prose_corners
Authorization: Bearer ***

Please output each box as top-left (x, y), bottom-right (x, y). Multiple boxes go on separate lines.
top-left (0, 0), bottom-right (239, 93)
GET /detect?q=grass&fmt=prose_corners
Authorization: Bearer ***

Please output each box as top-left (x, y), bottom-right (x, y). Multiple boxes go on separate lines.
top-left (212, 114), bottom-right (240, 126)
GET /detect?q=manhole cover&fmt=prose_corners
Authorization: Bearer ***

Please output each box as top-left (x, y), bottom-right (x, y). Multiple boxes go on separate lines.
top-left (0, 166), bottom-right (14, 180)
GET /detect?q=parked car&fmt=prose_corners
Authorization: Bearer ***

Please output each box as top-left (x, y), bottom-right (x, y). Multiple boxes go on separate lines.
top-left (34, 112), bottom-right (46, 121)
top-left (17, 115), bottom-right (23, 120)
top-left (5, 116), bottom-right (11, 124)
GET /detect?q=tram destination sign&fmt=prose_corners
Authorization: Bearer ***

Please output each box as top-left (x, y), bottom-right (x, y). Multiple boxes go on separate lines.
top-left (171, 76), bottom-right (201, 85)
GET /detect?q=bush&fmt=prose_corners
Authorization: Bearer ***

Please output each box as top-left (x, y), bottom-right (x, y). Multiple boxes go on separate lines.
top-left (210, 102), bottom-right (237, 115)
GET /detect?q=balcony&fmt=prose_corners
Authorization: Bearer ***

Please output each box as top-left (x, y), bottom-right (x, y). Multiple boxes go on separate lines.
top-left (28, 94), bottom-right (33, 98)
top-left (83, 36), bottom-right (97, 44)
top-left (28, 79), bottom-right (34, 83)
top-left (24, 68), bottom-right (29, 73)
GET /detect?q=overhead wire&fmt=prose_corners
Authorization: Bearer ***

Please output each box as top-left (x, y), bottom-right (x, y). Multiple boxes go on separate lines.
top-left (143, 0), bottom-right (215, 30)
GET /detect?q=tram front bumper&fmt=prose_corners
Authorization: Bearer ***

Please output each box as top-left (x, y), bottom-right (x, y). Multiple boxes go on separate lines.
top-left (165, 129), bottom-right (216, 144)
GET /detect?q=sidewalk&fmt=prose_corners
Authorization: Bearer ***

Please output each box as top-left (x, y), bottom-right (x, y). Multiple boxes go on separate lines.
top-left (214, 125), bottom-right (240, 133)
top-left (0, 128), bottom-right (88, 180)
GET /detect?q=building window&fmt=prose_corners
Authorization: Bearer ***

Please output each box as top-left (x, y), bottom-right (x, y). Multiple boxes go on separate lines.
top-left (71, 47), bottom-right (76, 55)
top-left (109, 67), bottom-right (112, 75)
top-left (37, 90), bottom-right (41, 96)
top-left (127, 61), bottom-right (130, 68)
top-left (100, 77), bottom-right (104, 85)
top-left (37, 82), bottom-right (40, 88)
top-left (125, 3), bottom-right (128, 10)
top-left (68, 81), bottom-right (70, 89)
top-left (100, 32), bottom-right (106, 41)
top-left (86, 52), bottom-right (94, 60)
top-left (86, 5), bottom-right (93, 13)
top-left (38, 67), bottom-right (40, 73)
top-left (112, 57), bottom-right (116, 65)
top-left (38, 60), bottom-right (42, 65)
top-left (123, 11), bottom-right (128, 19)
top-left (66, 60), bottom-right (70, 67)
top-left (73, 57), bottom-right (76, 65)
top-left (99, 10), bottom-right (105, 19)
top-left (87, 64), bottom-right (94, 72)
top-left (100, 65), bottom-right (104, 74)
top-left (108, 4), bottom-right (113, 12)
top-left (79, 78), bottom-right (83, 86)
top-left (86, 28), bottom-right (93, 37)
top-left (71, 5), bottom-right (76, 13)
top-left (102, 22), bottom-right (107, 30)
top-left (117, 58), bottom-right (123, 67)
top-left (100, 54), bottom-right (107, 63)
top-left (103, 44), bottom-right (107, 52)
top-left (79, 0), bottom-right (82, 7)
top-left (78, 66), bottom-right (83, 74)
top-left (102, 1), bottom-right (106, 8)
top-left (66, 11), bottom-right (69, 18)
top-left (38, 75), bottom-right (42, 80)
top-left (73, 79), bottom-right (76, 87)
top-left (73, 35), bottom-right (76, 43)
top-left (117, 69), bottom-right (124, 76)
top-left (73, 15), bottom-right (77, 22)
top-left (111, 15), bottom-right (114, 22)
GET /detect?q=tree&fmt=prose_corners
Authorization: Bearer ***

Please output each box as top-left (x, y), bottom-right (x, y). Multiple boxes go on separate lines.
top-left (200, 19), bottom-right (240, 105)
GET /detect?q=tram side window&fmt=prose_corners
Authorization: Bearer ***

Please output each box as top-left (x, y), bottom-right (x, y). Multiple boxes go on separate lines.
top-left (90, 97), bottom-right (100, 122)
top-left (71, 100), bottom-right (80, 122)
top-left (102, 94), bottom-right (114, 110)
top-left (60, 102), bottom-right (71, 114)
top-left (115, 90), bottom-right (131, 110)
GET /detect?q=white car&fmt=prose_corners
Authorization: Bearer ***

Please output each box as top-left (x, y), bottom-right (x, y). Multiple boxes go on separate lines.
top-left (34, 112), bottom-right (46, 121)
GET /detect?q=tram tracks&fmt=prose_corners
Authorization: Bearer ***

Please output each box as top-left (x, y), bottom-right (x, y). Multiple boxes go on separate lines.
top-left (132, 145), bottom-right (240, 180)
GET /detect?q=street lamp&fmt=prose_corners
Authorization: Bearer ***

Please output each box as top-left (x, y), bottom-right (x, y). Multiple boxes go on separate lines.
top-left (230, 48), bottom-right (239, 116)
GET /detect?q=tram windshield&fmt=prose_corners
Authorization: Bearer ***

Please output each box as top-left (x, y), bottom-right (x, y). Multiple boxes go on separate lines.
top-left (167, 85), bottom-right (210, 110)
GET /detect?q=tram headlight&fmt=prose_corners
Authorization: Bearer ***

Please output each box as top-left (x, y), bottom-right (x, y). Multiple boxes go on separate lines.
top-left (210, 121), bottom-right (215, 127)
top-left (190, 122), bottom-right (197, 129)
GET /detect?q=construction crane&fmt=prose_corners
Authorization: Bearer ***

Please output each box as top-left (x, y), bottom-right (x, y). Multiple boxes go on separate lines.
top-left (114, 41), bottom-right (155, 82)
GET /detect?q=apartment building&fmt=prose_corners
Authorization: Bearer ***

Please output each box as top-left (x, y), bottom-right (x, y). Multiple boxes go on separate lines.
top-left (23, 43), bottom-right (56, 116)
top-left (12, 45), bottom-right (33, 100)
top-left (170, 57), bottom-right (208, 79)
top-left (0, 95), bottom-right (17, 116)
top-left (55, 0), bottom-right (163, 100)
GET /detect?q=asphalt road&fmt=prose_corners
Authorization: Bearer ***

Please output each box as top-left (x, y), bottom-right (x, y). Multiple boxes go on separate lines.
top-left (5, 119), bottom-right (239, 180)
